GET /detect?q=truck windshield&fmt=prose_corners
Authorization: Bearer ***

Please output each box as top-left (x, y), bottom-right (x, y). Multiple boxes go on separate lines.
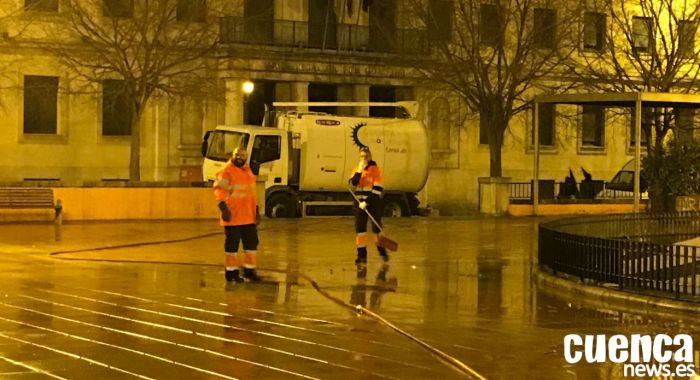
top-left (206, 131), bottom-right (250, 162)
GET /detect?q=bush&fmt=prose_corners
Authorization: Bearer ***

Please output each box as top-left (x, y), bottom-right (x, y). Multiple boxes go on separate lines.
top-left (642, 137), bottom-right (700, 201)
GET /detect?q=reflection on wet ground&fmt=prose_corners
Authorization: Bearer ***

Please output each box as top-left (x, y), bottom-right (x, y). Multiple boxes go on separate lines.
top-left (0, 217), bottom-right (698, 379)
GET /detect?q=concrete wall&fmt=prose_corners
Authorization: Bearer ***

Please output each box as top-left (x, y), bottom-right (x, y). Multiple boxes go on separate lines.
top-left (53, 188), bottom-right (219, 221)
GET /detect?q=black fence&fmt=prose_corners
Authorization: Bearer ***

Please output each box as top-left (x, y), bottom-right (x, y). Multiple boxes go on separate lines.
top-left (219, 17), bottom-right (429, 55)
top-left (509, 180), bottom-right (643, 204)
top-left (539, 212), bottom-right (700, 301)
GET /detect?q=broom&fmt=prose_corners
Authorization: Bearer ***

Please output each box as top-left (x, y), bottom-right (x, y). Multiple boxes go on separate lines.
top-left (347, 186), bottom-right (399, 252)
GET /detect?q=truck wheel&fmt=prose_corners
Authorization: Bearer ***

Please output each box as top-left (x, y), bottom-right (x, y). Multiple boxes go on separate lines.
top-left (266, 193), bottom-right (298, 218)
top-left (382, 199), bottom-right (407, 218)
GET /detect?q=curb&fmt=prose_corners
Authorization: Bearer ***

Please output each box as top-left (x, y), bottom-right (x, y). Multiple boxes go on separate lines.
top-left (535, 269), bottom-right (700, 314)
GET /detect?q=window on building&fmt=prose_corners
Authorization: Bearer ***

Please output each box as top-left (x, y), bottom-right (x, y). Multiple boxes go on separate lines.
top-left (479, 110), bottom-right (489, 145)
top-left (533, 8), bottom-right (556, 49)
top-left (103, 0), bottom-right (133, 17)
top-left (240, 0), bottom-right (274, 44)
top-left (308, 0), bottom-right (338, 49)
top-left (244, 81), bottom-right (275, 126)
top-left (308, 83), bottom-right (337, 114)
top-left (632, 16), bottom-right (652, 52)
top-left (581, 105), bottom-right (604, 147)
top-left (428, 0), bottom-right (452, 41)
top-left (679, 20), bottom-right (697, 59)
top-left (102, 79), bottom-right (133, 136)
top-left (25, 0), bottom-right (57, 12)
top-left (24, 76), bottom-right (58, 134)
top-left (430, 97), bottom-right (451, 150)
top-left (532, 104), bottom-right (555, 146)
top-left (369, 0), bottom-right (397, 53)
top-left (480, 3), bottom-right (500, 46)
top-left (630, 108), bottom-right (651, 147)
top-left (177, 0), bottom-right (206, 22)
top-left (583, 12), bottom-right (605, 51)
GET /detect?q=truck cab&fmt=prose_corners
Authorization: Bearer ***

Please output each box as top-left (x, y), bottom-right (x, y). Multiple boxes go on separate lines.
top-left (201, 125), bottom-right (289, 192)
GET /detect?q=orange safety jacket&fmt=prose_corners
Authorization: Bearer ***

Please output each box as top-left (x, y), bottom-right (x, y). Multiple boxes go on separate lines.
top-left (213, 162), bottom-right (257, 226)
top-left (349, 160), bottom-right (384, 201)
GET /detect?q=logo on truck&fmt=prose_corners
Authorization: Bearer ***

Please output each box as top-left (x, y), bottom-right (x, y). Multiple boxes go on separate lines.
top-left (351, 122), bottom-right (368, 149)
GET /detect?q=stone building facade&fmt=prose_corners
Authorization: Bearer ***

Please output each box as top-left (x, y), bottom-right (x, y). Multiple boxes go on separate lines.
top-left (0, 0), bottom-right (652, 214)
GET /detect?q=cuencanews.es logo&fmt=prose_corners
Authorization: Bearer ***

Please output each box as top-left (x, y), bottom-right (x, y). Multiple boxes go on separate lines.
top-left (564, 334), bottom-right (696, 377)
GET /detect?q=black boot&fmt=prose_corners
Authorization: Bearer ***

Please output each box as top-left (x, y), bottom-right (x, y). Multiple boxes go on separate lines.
top-left (378, 246), bottom-right (389, 262)
top-left (225, 269), bottom-right (244, 283)
top-left (243, 268), bottom-right (261, 282)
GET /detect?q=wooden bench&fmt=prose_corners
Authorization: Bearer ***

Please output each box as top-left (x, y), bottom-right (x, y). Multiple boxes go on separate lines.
top-left (0, 188), bottom-right (63, 224)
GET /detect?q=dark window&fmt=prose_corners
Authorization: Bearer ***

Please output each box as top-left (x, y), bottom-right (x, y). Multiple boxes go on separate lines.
top-left (533, 104), bottom-right (555, 146)
top-left (581, 106), bottom-right (604, 147)
top-left (480, 3), bottom-right (500, 46)
top-left (25, 0), bottom-right (57, 12)
top-left (479, 111), bottom-right (489, 145)
top-left (24, 76), bottom-right (58, 134)
top-left (251, 135), bottom-right (281, 164)
top-left (428, 0), bottom-right (452, 42)
top-left (244, 81), bottom-right (275, 126)
top-left (533, 8), bottom-right (556, 49)
top-left (102, 79), bottom-right (133, 136)
top-left (630, 108), bottom-right (650, 147)
top-left (103, 0), bottom-right (133, 17)
top-left (632, 16), bottom-right (652, 52)
top-left (370, 86), bottom-right (397, 117)
top-left (679, 20), bottom-right (697, 58)
top-left (308, 0), bottom-right (338, 49)
top-left (308, 83), bottom-right (337, 114)
top-left (368, 0), bottom-right (397, 53)
top-left (583, 12), bottom-right (605, 50)
top-left (238, 0), bottom-right (274, 44)
top-left (177, 0), bottom-right (206, 22)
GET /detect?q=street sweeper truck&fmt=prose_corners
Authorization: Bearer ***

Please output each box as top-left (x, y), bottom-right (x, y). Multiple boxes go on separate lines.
top-left (201, 102), bottom-right (430, 218)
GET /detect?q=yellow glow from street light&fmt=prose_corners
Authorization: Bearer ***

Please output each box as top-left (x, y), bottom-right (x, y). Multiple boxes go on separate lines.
top-left (242, 81), bottom-right (254, 95)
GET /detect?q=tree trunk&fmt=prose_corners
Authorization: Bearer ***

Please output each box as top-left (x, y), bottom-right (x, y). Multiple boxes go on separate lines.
top-left (129, 108), bottom-right (142, 181)
top-left (487, 115), bottom-right (506, 177)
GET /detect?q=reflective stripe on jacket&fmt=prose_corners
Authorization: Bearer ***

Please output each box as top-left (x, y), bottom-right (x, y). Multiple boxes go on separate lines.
top-left (213, 163), bottom-right (257, 226)
top-left (349, 161), bottom-right (384, 201)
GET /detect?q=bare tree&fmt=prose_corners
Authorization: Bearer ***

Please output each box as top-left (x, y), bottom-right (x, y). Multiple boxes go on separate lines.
top-left (405, 0), bottom-right (579, 177)
top-left (574, 0), bottom-right (700, 210)
top-left (47, 0), bottom-right (221, 180)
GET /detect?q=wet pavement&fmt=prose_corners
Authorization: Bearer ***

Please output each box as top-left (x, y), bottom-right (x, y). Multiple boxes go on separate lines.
top-left (0, 217), bottom-right (699, 379)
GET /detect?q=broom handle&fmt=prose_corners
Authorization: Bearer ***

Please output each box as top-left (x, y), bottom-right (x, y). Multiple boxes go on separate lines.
top-left (347, 185), bottom-right (385, 234)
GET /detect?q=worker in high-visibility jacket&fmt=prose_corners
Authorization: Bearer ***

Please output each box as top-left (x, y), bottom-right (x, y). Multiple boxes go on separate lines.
top-left (349, 146), bottom-right (388, 267)
top-left (213, 147), bottom-right (260, 283)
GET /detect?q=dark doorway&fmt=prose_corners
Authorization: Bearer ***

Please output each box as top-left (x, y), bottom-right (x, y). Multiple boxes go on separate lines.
top-left (308, 83), bottom-right (337, 114)
top-left (370, 86), bottom-right (397, 118)
top-left (244, 0), bottom-right (274, 44)
top-left (369, 0), bottom-right (396, 52)
top-left (308, 0), bottom-right (337, 49)
top-left (244, 81), bottom-right (276, 126)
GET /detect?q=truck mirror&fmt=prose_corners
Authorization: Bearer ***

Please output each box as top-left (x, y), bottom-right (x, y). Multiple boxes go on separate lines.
top-left (250, 161), bottom-right (260, 175)
top-left (201, 131), bottom-right (212, 157)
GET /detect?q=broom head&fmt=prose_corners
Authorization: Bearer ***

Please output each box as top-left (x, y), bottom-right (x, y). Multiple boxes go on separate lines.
top-left (377, 234), bottom-right (399, 252)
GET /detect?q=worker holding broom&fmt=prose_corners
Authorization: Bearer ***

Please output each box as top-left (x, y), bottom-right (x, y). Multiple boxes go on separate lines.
top-left (213, 147), bottom-right (261, 283)
top-left (349, 146), bottom-right (389, 267)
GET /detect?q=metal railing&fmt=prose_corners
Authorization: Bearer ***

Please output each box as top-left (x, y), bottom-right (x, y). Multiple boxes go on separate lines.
top-left (509, 181), bottom-right (645, 204)
top-left (539, 212), bottom-right (700, 301)
top-left (219, 17), bottom-right (429, 54)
